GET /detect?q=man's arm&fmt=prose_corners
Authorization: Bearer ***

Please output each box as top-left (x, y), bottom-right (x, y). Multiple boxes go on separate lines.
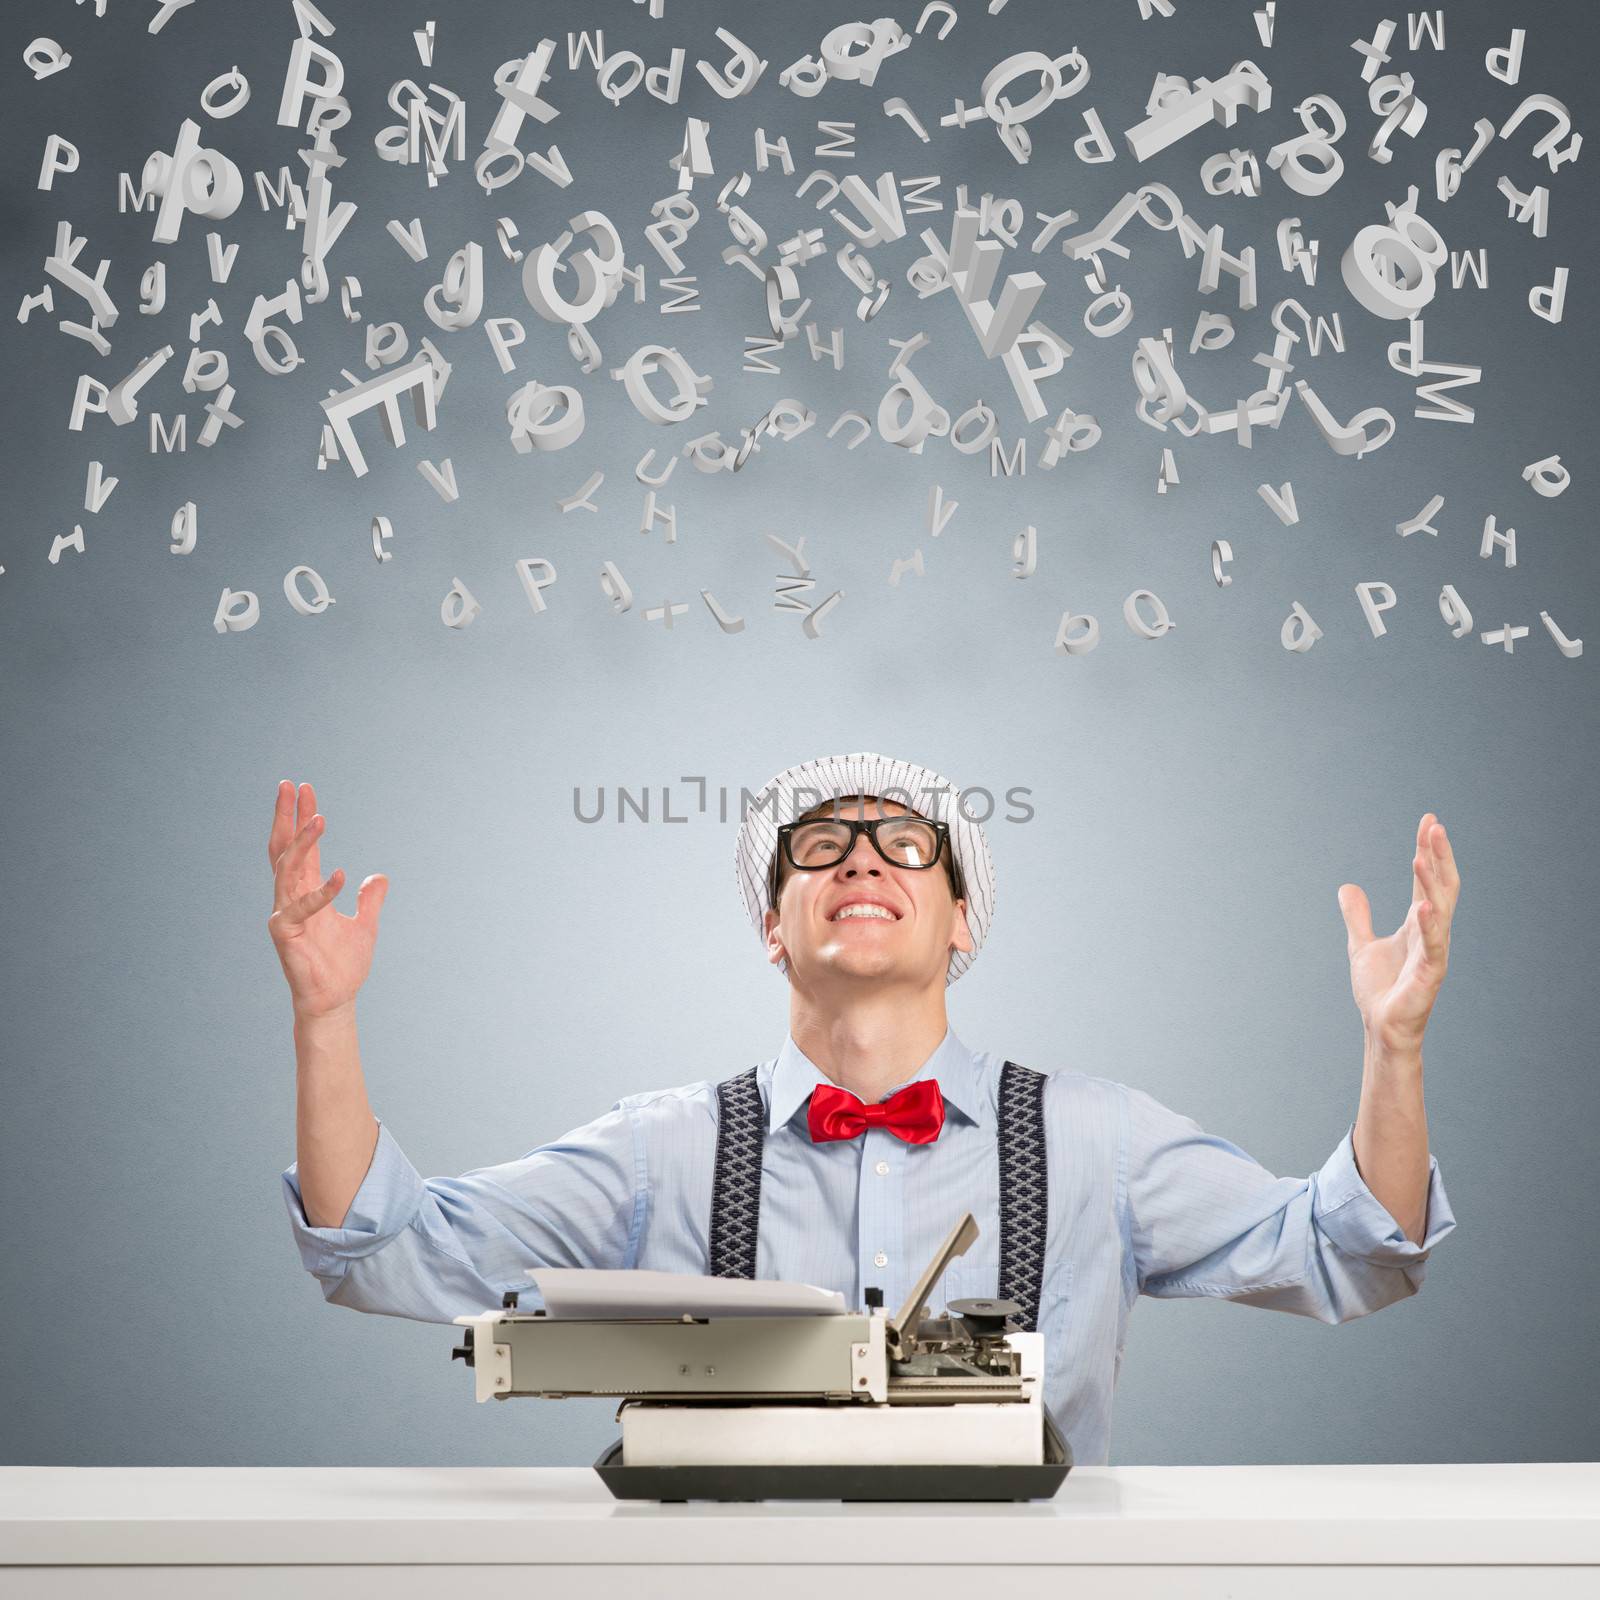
top-left (1122, 1078), bottom-right (1455, 1323)
top-left (281, 1098), bottom-right (647, 1323)
top-left (296, 1003), bottom-right (379, 1229)
top-left (1352, 1034), bottom-right (1428, 1246)
top-left (1339, 811), bottom-right (1459, 1249)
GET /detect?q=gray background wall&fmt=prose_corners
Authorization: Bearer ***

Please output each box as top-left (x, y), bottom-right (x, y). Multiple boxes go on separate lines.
top-left (1, 0), bottom-right (1595, 1468)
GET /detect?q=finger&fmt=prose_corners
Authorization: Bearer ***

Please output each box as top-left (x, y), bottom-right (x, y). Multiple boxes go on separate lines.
top-left (1423, 822), bottom-right (1459, 919)
top-left (297, 782), bottom-right (320, 859)
top-left (280, 868), bottom-right (344, 927)
top-left (1417, 899), bottom-right (1446, 959)
top-left (1338, 883), bottom-right (1374, 950)
top-left (1432, 821), bottom-right (1460, 890)
top-left (268, 779), bottom-right (294, 871)
top-left (1412, 841), bottom-right (1430, 907)
top-left (298, 781), bottom-right (322, 880)
top-left (273, 812), bottom-right (326, 909)
top-left (356, 873), bottom-right (389, 930)
top-left (1414, 820), bottom-right (1446, 902)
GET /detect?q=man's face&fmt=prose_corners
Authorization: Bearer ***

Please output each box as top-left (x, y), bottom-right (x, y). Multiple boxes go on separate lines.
top-left (762, 795), bottom-right (975, 990)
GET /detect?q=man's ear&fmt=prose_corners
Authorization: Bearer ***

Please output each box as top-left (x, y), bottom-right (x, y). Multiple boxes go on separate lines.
top-left (763, 906), bottom-right (788, 968)
top-left (948, 898), bottom-right (976, 955)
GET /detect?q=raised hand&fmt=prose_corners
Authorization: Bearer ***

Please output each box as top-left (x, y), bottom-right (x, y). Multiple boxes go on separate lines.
top-left (1337, 813), bottom-right (1461, 1054)
top-left (266, 780), bottom-right (389, 1020)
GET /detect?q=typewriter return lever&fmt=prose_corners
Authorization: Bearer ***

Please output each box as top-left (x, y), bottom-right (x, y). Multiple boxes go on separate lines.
top-left (886, 1212), bottom-right (979, 1360)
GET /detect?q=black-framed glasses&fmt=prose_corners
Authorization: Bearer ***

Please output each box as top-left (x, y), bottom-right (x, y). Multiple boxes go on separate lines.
top-left (770, 816), bottom-right (964, 902)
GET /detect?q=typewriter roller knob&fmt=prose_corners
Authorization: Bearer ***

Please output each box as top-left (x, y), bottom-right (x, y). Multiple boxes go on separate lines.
top-left (450, 1327), bottom-right (475, 1367)
top-left (864, 1286), bottom-right (884, 1310)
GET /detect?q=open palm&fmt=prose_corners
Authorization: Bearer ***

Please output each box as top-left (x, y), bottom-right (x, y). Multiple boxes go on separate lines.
top-left (1338, 812), bottom-right (1460, 1053)
top-left (266, 779), bottom-right (388, 1018)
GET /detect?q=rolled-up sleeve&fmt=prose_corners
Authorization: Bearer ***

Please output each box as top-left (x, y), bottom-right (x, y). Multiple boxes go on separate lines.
top-left (1120, 1082), bottom-right (1456, 1324)
top-left (280, 1102), bottom-right (647, 1325)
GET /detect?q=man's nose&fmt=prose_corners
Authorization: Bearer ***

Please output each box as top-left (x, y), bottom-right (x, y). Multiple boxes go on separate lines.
top-left (837, 833), bottom-right (883, 873)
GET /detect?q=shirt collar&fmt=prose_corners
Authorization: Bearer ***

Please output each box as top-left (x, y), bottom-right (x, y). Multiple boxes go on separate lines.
top-left (767, 1025), bottom-right (990, 1137)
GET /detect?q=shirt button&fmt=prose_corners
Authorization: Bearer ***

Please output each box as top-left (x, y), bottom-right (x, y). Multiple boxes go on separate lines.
top-left (873, 1251), bottom-right (888, 1267)
top-left (875, 1160), bottom-right (890, 1176)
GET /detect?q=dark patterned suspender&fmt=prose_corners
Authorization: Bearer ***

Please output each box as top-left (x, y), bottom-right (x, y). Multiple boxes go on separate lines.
top-left (707, 1059), bottom-right (1050, 1330)
top-left (709, 1066), bottom-right (765, 1278)
top-left (997, 1059), bottom-right (1050, 1332)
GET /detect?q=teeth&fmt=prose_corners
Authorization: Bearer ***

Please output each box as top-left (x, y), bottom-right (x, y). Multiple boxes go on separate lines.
top-left (833, 904), bottom-right (896, 921)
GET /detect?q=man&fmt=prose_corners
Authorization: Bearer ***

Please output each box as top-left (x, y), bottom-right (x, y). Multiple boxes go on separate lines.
top-left (276, 751), bottom-right (1459, 1466)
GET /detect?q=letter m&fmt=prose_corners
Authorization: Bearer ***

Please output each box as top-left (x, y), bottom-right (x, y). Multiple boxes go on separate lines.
top-left (1450, 249), bottom-right (1488, 290)
top-left (1414, 363), bottom-right (1480, 425)
top-left (1303, 312), bottom-right (1346, 356)
top-left (149, 413), bottom-right (188, 453)
top-left (254, 166), bottom-right (306, 216)
top-left (1407, 10), bottom-right (1445, 50)
top-left (117, 172), bottom-right (155, 213)
top-left (990, 437), bottom-right (1027, 477)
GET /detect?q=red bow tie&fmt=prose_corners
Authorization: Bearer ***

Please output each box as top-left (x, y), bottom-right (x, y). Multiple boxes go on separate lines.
top-left (807, 1079), bottom-right (945, 1145)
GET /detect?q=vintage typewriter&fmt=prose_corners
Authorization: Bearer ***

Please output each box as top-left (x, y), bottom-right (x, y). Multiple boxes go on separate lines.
top-left (450, 1212), bottom-right (1071, 1501)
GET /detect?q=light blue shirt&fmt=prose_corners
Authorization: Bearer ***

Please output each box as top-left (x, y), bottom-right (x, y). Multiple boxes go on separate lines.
top-left (281, 1025), bottom-right (1455, 1466)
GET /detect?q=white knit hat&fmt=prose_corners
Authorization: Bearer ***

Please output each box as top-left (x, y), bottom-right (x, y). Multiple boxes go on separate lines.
top-left (733, 751), bottom-right (996, 986)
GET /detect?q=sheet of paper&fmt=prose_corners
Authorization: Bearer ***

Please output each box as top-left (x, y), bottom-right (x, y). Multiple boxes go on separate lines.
top-left (525, 1267), bottom-right (848, 1319)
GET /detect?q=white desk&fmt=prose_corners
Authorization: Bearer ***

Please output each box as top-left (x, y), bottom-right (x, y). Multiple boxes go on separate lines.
top-left (2, 1463), bottom-right (1595, 1598)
